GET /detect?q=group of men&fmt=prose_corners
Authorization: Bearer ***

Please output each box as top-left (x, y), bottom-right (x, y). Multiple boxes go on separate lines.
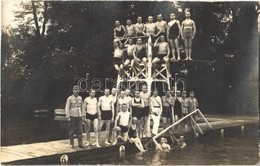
top-left (65, 85), bottom-right (198, 150)
top-left (113, 11), bottom-right (196, 76)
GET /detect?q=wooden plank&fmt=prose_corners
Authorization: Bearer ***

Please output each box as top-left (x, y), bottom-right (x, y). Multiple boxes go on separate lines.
top-left (1, 116), bottom-right (257, 164)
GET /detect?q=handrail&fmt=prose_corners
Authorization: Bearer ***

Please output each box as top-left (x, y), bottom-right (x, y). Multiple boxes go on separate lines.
top-left (114, 35), bottom-right (148, 41)
top-left (153, 109), bottom-right (200, 140)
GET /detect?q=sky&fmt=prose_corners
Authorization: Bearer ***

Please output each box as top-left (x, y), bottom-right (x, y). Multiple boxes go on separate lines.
top-left (1, 0), bottom-right (29, 28)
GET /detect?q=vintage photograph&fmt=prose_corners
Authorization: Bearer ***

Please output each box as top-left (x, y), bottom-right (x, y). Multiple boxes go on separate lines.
top-left (1, 0), bottom-right (259, 165)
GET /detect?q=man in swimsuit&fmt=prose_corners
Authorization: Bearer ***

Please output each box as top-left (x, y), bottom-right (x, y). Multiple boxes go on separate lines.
top-left (98, 89), bottom-right (114, 145)
top-left (131, 90), bottom-right (144, 137)
top-left (126, 19), bottom-right (136, 38)
top-left (174, 90), bottom-right (182, 120)
top-left (114, 20), bottom-right (126, 40)
top-left (112, 103), bottom-right (131, 145)
top-left (180, 91), bottom-right (189, 132)
top-left (65, 85), bottom-right (85, 148)
top-left (162, 91), bottom-right (175, 129)
top-left (133, 38), bottom-right (148, 74)
top-left (181, 11), bottom-right (196, 60)
top-left (150, 89), bottom-right (162, 136)
top-left (153, 35), bottom-right (171, 76)
top-left (123, 38), bottom-right (136, 69)
top-left (84, 89), bottom-right (100, 147)
top-left (108, 88), bottom-right (118, 142)
top-left (113, 41), bottom-right (126, 77)
top-left (188, 91), bottom-right (198, 113)
top-left (135, 16), bottom-right (146, 37)
top-left (117, 90), bottom-right (131, 114)
top-left (144, 16), bottom-right (160, 37)
top-left (140, 85), bottom-right (151, 137)
top-left (167, 13), bottom-right (181, 60)
top-left (124, 89), bottom-right (133, 114)
top-left (155, 14), bottom-right (167, 38)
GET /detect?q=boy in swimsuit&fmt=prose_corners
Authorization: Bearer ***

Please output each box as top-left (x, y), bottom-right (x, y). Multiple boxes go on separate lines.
top-left (181, 11), bottom-right (196, 60)
top-left (112, 103), bottom-right (131, 145)
top-left (128, 117), bottom-right (147, 152)
top-left (84, 89), bottom-right (100, 147)
top-left (167, 13), bottom-right (181, 60)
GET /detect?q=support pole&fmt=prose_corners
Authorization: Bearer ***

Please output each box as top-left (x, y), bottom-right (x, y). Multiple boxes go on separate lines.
top-left (190, 116), bottom-right (204, 135)
top-left (198, 110), bottom-right (214, 130)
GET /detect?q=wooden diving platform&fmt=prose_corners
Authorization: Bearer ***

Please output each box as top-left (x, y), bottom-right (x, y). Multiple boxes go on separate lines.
top-left (0, 115), bottom-right (258, 165)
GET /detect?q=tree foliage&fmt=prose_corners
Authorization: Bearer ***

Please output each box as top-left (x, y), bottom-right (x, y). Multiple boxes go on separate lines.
top-left (1, 1), bottom-right (258, 115)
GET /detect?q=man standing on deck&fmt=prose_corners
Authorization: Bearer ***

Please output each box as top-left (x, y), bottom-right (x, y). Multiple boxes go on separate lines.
top-left (162, 91), bottom-right (175, 129)
top-left (65, 85), bottom-right (85, 148)
top-left (150, 89), bottom-right (162, 136)
top-left (140, 85), bottom-right (151, 137)
top-left (131, 90), bottom-right (144, 137)
top-left (98, 89), bottom-right (114, 145)
top-left (108, 88), bottom-right (118, 143)
top-left (84, 89), bottom-right (100, 147)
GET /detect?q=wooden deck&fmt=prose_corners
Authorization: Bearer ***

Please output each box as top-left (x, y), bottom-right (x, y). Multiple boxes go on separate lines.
top-left (1, 115), bottom-right (258, 164)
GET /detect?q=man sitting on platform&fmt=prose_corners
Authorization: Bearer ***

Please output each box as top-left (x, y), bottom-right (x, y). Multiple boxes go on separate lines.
top-left (113, 41), bottom-right (126, 77)
top-left (123, 38), bottom-right (136, 72)
top-left (152, 35), bottom-right (170, 75)
top-left (133, 38), bottom-right (148, 74)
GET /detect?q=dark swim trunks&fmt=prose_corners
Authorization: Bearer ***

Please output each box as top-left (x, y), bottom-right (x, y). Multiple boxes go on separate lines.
top-left (86, 112), bottom-right (98, 121)
top-left (101, 110), bottom-right (112, 120)
top-left (118, 125), bottom-right (128, 133)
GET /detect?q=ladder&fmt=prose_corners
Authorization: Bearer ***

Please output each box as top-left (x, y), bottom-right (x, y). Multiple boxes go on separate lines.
top-left (152, 109), bottom-right (214, 147)
top-left (115, 36), bottom-right (173, 93)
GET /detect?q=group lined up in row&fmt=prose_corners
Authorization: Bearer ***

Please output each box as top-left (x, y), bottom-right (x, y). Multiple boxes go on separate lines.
top-left (113, 11), bottom-right (196, 61)
top-left (65, 85), bottom-right (198, 151)
top-left (113, 11), bottom-right (196, 77)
